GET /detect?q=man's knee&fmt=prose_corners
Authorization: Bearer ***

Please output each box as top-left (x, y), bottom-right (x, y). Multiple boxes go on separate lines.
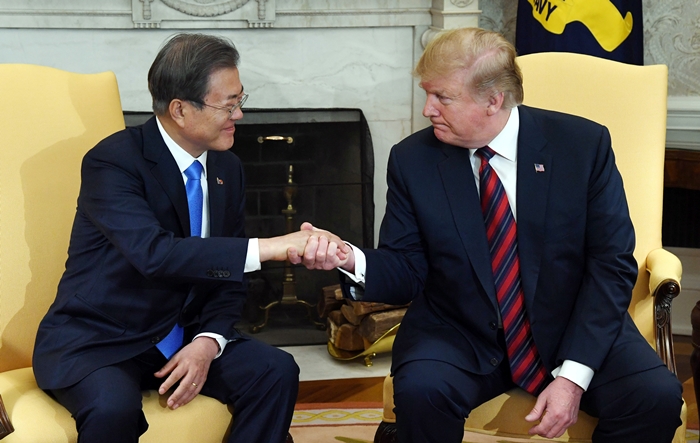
top-left (68, 393), bottom-right (147, 440)
top-left (585, 366), bottom-right (683, 441)
top-left (643, 370), bottom-right (683, 421)
top-left (393, 362), bottom-right (465, 415)
top-left (267, 349), bottom-right (300, 388)
top-left (246, 347), bottom-right (299, 393)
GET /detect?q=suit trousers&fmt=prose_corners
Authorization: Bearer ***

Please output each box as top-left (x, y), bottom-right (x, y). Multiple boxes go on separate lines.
top-left (51, 338), bottom-right (299, 443)
top-left (393, 346), bottom-right (682, 443)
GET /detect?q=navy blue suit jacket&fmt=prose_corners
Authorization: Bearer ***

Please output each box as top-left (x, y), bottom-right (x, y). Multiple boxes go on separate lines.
top-left (361, 106), bottom-right (664, 389)
top-left (34, 117), bottom-right (250, 390)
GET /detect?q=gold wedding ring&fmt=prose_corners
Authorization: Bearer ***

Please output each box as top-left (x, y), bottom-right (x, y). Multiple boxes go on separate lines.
top-left (192, 382), bottom-right (197, 388)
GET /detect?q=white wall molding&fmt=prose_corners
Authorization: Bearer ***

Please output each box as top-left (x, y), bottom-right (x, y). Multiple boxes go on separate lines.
top-left (0, 1), bottom-right (439, 30)
top-left (667, 96), bottom-right (700, 151)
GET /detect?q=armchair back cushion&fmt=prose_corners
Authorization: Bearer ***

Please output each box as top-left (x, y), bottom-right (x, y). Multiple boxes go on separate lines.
top-left (517, 52), bottom-right (668, 346)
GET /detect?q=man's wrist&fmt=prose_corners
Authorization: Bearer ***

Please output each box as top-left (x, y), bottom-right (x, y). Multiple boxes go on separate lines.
top-left (193, 335), bottom-right (221, 358)
top-left (551, 360), bottom-right (594, 391)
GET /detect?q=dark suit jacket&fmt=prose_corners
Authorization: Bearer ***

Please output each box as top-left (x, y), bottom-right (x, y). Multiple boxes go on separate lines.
top-left (34, 117), bottom-right (250, 390)
top-left (360, 105), bottom-right (663, 389)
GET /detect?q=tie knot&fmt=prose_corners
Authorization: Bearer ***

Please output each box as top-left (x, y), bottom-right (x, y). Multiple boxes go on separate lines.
top-left (184, 160), bottom-right (203, 180)
top-left (476, 146), bottom-right (497, 162)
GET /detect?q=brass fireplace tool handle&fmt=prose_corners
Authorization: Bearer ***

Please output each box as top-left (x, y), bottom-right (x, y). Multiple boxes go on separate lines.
top-left (257, 135), bottom-right (294, 144)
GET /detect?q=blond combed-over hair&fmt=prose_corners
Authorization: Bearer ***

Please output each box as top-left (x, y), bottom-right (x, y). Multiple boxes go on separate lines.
top-left (414, 28), bottom-right (524, 109)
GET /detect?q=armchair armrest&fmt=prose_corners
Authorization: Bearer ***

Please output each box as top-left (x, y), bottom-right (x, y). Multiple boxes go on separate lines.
top-left (646, 248), bottom-right (683, 375)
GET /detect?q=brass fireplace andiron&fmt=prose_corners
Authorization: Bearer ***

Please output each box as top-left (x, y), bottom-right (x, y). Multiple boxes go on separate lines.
top-left (251, 164), bottom-right (325, 333)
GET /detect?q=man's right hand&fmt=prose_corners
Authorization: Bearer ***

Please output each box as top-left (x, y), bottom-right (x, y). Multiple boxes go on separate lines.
top-left (288, 222), bottom-right (355, 272)
top-left (258, 223), bottom-right (350, 263)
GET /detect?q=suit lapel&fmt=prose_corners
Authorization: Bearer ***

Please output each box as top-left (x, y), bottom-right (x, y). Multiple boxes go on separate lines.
top-left (515, 106), bottom-right (551, 307)
top-left (437, 144), bottom-right (497, 308)
top-left (142, 117), bottom-right (190, 236)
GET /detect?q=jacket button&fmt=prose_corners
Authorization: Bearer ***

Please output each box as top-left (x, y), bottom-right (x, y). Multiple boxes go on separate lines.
top-left (207, 270), bottom-right (214, 277)
top-left (489, 321), bottom-right (497, 330)
top-left (490, 358), bottom-right (499, 366)
top-left (223, 271), bottom-right (231, 278)
top-left (151, 337), bottom-right (160, 344)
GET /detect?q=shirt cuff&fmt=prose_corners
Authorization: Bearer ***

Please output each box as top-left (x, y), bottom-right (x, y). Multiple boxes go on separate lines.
top-left (244, 238), bottom-right (261, 273)
top-left (551, 360), bottom-right (594, 391)
top-left (338, 243), bottom-right (366, 284)
top-left (193, 333), bottom-right (228, 359)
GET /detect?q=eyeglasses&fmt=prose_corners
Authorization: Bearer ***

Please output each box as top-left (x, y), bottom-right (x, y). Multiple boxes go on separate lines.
top-left (193, 93), bottom-right (249, 117)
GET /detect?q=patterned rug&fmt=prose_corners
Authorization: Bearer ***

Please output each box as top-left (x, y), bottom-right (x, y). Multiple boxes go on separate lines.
top-left (290, 403), bottom-right (700, 443)
top-left (291, 402), bottom-right (381, 443)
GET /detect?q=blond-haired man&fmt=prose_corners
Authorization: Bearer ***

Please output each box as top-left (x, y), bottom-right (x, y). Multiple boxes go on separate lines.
top-left (294, 28), bottom-right (682, 443)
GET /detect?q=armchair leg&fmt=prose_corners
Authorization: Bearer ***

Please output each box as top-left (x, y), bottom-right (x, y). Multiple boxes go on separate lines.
top-left (0, 395), bottom-right (14, 439)
top-left (654, 279), bottom-right (681, 374)
top-left (374, 421), bottom-right (398, 443)
top-left (690, 301), bottom-right (700, 431)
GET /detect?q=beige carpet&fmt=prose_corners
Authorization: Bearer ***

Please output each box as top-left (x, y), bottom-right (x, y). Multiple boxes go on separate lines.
top-left (290, 403), bottom-right (700, 443)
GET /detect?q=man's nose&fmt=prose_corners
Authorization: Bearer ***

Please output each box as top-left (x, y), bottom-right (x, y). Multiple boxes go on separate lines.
top-left (423, 97), bottom-right (438, 118)
top-left (230, 107), bottom-right (243, 121)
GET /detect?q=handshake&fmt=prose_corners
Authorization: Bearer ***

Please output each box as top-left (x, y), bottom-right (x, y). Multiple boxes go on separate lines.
top-left (258, 222), bottom-right (355, 272)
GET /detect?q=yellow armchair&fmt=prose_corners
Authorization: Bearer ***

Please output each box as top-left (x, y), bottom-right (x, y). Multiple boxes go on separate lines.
top-left (0, 65), bottom-right (232, 442)
top-left (376, 53), bottom-right (686, 442)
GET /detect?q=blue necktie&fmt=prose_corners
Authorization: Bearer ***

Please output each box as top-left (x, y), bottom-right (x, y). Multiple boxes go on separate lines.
top-left (156, 160), bottom-right (203, 359)
top-left (184, 160), bottom-right (203, 238)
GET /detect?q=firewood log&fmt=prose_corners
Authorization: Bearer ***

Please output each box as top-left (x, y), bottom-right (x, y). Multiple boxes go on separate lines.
top-left (359, 307), bottom-right (407, 343)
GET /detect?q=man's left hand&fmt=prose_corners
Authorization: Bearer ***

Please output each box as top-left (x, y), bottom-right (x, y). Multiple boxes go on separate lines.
top-left (154, 336), bottom-right (219, 410)
top-left (525, 376), bottom-right (584, 438)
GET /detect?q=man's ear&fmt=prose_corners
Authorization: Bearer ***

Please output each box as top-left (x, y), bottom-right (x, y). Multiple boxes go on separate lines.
top-left (169, 99), bottom-right (187, 128)
top-left (486, 92), bottom-right (505, 116)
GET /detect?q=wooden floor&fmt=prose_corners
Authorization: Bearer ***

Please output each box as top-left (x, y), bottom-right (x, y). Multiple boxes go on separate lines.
top-left (675, 334), bottom-right (698, 429)
top-left (299, 334), bottom-right (697, 408)
top-left (298, 376), bottom-right (385, 404)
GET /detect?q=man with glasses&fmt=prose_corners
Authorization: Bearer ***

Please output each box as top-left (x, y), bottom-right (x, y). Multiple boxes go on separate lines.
top-left (32, 33), bottom-right (340, 443)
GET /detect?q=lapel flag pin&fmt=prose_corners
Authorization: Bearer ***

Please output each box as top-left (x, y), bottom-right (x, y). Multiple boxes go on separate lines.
top-left (534, 163), bottom-right (545, 173)
top-left (216, 177), bottom-right (224, 185)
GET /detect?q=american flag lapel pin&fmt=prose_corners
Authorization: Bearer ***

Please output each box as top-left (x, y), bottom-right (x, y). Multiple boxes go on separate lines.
top-left (534, 163), bottom-right (545, 173)
top-left (216, 177), bottom-right (224, 185)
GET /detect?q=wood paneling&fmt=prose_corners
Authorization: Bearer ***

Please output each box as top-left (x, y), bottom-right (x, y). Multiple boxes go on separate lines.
top-left (665, 149), bottom-right (700, 191)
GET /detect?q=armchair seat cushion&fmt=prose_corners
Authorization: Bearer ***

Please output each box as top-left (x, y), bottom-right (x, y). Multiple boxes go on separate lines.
top-left (0, 367), bottom-right (232, 442)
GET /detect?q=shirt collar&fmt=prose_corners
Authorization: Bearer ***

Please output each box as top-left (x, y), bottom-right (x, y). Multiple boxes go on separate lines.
top-left (470, 106), bottom-right (520, 161)
top-left (486, 106), bottom-right (519, 161)
top-left (155, 116), bottom-right (208, 178)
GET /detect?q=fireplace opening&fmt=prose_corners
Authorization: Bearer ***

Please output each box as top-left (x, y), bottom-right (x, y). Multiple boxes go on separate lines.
top-left (124, 109), bottom-right (374, 347)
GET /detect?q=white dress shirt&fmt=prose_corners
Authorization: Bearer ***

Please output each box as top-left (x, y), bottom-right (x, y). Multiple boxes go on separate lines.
top-left (157, 117), bottom-right (261, 357)
top-left (342, 108), bottom-right (594, 391)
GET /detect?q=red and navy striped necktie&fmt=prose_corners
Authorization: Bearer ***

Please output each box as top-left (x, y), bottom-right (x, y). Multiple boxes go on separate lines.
top-left (477, 146), bottom-right (548, 396)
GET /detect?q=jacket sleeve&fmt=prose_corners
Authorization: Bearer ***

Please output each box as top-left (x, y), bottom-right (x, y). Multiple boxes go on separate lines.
top-left (362, 145), bottom-right (429, 305)
top-left (553, 125), bottom-right (638, 371)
